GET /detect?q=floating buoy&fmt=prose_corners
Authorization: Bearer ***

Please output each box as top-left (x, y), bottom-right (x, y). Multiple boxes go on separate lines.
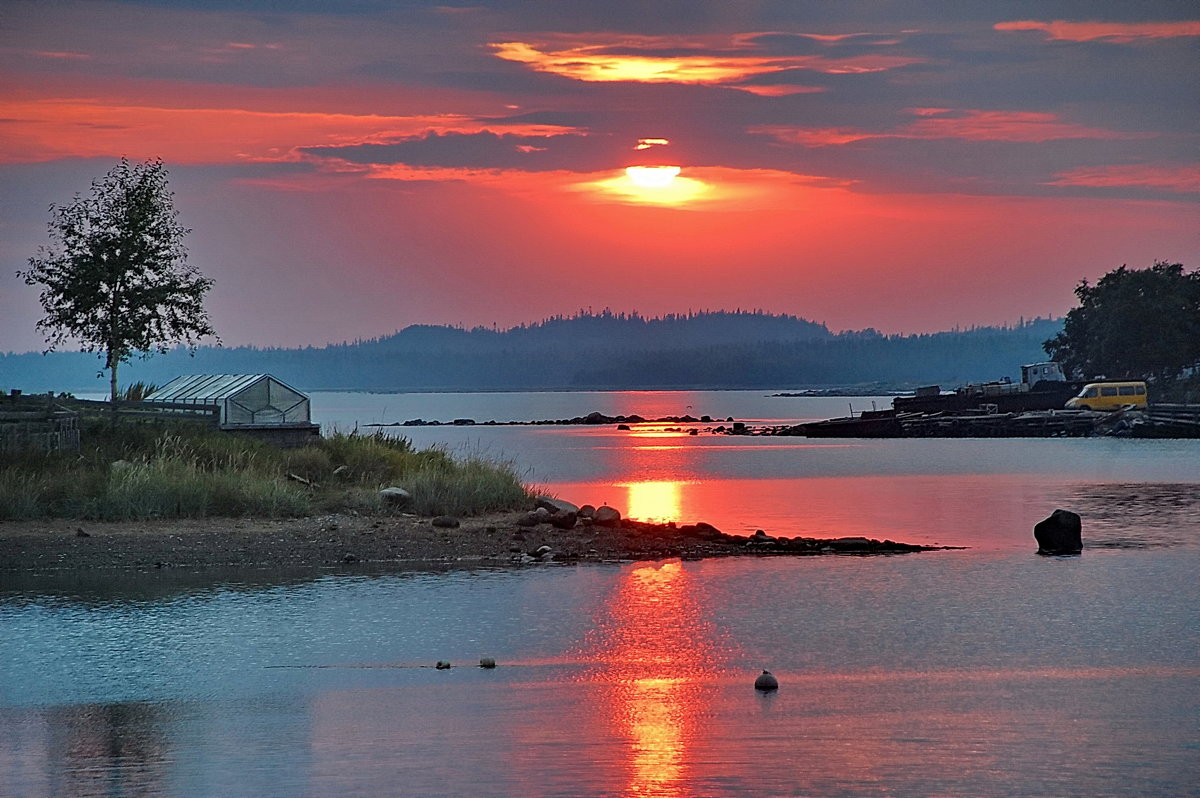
top-left (479, 657), bottom-right (497, 669)
top-left (754, 670), bottom-right (779, 691)
top-left (435, 660), bottom-right (452, 670)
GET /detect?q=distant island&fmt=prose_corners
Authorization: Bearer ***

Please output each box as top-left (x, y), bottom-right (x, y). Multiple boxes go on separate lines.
top-left (1, 310), bottom-right (1062, 394)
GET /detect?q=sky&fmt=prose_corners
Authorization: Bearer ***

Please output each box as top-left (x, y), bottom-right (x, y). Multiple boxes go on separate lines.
top-left (1, 0), bottom-right (1197, 353)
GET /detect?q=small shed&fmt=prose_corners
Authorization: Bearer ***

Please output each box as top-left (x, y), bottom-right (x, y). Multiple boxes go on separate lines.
top-left (146, 375), bottom-right (319, 446)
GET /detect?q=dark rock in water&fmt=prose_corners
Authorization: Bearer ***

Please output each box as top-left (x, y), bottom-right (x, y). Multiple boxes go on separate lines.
top-left (435, 660), bottom-right (452, 670)
top-left (431, 515), bottom-right (460, 528)
top-left (342, 553), bottom-right (359, 564)
top-left (1034, 509), bottom-right (1083, 555)
top-left (593, 505), bottom-right (622, 527)
top-left (830, 536), bottom-right (873, 551)
top-left (617, 424), bottom-right (631, 430)
top-left (750, 529), bottom-right (777, 545)
top-left (550, 511), bottom-right (578, 530)
top-left (754, 670), bottom-right (779, 691)
top-left (479, 657), bottom-right (497, 669)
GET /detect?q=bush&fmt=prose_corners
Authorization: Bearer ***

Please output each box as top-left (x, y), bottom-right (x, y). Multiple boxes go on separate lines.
top-left (0, 421), bottom-right (533, 521)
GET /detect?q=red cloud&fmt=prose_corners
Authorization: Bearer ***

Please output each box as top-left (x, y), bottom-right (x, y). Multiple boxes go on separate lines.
top-left (995, 20), bottom-right (1200, 42)
top-left (754, 109), bottom-right (1148, 145)
top-left (1046, 164), bottom-right (1200, 192)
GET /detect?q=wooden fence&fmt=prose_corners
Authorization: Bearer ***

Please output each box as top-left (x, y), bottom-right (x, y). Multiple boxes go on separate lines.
top-left (0, 408), bottom-right (81, 454)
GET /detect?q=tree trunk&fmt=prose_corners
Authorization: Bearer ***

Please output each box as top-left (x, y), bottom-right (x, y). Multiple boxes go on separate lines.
top-left (109, 355), bottom-right (119, 426)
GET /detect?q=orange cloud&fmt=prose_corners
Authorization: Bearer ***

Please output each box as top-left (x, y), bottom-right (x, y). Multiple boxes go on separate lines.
top-left (1046, 164), bottom-right (1200, 192)
top-left (754, 108), bottom-right (1148, 145)
top-left (0, 96), bottom-right (581, 165)
top-left (995, 20), bottom-right (1200, 42)
top-left (733, 84), bottom-right (827, 97)
top-left (490, 36), bottom-right (921, 86)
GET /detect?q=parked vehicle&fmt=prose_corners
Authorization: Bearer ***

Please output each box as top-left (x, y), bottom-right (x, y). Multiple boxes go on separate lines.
top-left (1065, 381), bottom-right (1148, 411)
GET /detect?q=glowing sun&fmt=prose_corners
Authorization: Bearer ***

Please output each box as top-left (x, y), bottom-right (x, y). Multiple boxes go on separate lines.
top-left (625, 165), bottom-right (682, 188)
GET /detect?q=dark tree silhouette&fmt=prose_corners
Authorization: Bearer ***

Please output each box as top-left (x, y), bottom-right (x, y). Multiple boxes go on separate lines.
top-left (19, 158), bottom-right (217, 403)
top-left (1044, 262), bottom-right (1200, 382)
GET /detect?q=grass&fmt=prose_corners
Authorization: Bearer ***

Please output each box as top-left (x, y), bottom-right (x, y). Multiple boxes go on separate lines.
top-left (0, 420), bottom-right (534, 522)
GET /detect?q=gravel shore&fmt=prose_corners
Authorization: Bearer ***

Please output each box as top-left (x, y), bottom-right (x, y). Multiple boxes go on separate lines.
top-left (0, 510), bottom-right (945, 574)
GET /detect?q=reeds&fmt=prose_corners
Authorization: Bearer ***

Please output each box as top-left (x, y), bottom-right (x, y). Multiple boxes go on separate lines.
top-left (0, 421), bottom-right (533, 521)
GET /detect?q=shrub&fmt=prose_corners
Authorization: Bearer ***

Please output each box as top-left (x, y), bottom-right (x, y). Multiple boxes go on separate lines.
top-left (0, 420), bottom-right (533, 521)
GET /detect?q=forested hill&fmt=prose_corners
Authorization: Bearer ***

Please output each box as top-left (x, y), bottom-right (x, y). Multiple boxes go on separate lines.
top-left (2, 310), bottom-right (1062, 393)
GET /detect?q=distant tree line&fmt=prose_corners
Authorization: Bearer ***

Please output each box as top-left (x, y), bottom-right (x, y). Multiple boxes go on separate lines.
top-left (3, 310), bottom-right (1062, 393)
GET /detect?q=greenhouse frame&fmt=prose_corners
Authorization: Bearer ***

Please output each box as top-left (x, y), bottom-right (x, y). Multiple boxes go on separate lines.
top-left (145, 374), bottom-right (312, 428)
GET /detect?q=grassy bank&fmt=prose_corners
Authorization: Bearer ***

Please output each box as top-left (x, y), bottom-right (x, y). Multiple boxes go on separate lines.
top-left (0, 420), bottom-right (534, 522)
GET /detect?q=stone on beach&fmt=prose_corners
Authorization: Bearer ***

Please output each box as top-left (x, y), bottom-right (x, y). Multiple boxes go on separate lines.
top-left (1034, 509), bottom-right (1083, 555)
top-left (593, 505), bottom-right (622, 527)
top-left (535, 496), bottom-right (579, 515)
top-left (432, 515), bottom-right (460, 528)
top-left (379, 486), bottom-right (412, 507)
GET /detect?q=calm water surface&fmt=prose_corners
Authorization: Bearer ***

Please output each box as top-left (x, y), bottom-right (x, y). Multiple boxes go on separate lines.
top-left (4, 391), bottom-right (1199, 796)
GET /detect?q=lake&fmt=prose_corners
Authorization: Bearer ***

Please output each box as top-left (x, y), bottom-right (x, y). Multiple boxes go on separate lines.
top-left (3, 390), bottom-right (1198, 796)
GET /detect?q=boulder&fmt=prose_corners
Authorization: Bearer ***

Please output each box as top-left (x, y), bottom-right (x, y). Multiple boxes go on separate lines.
top-left (479, 657), bottom-right (497, 669)
top-left (516, 512), bottom-right (540, 527)
top-left (533, 506), bottom-right (552, 523)
top-left (379, 487), bottom-right (412, 507)
top-left (550, 511), bottom-right (578, 530)
top-left (536, 496), bottom-right (579, 515)
top-left (1034, 509), bottom-right (1083, 555)
top-left (578, 504), bottom-right (596, 519)
top-left (593, 505), bottom-right (622, 527)
top-left (754, 670), bottom-right (779, 691)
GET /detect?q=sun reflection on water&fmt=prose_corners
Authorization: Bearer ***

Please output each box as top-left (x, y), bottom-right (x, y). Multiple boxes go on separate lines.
top-left (622, 480), bottom-right (685, 524)
top-left (577, 560), bottom-right (729, 797)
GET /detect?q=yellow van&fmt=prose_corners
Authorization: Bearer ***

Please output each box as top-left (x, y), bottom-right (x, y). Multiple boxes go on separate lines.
top-left (1065, 381), bottom-right (1148, 411)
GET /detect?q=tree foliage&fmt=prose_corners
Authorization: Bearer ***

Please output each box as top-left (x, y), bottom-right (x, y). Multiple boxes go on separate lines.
top-left (1044, 262), bottom-right (1200, 382)
top-left (18, 158), bottom-right (217, 402)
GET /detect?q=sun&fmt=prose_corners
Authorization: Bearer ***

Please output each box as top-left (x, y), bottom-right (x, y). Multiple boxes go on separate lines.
top-left (577, 165), bottom-right (709, 206)
top-left (625, 165), bottom-right (682, 188)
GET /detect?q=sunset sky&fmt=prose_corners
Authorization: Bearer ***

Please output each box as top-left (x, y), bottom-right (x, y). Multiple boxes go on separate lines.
top-left (2, 0), bottom-right (1197, 352)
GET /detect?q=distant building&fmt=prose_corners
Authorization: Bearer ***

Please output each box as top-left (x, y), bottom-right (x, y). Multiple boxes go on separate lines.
top-left (146, 374), bottom-right (319, 446)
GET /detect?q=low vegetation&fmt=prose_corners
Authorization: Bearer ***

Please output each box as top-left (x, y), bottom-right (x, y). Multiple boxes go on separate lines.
top-left (0, 420), bottom-right (533, 522)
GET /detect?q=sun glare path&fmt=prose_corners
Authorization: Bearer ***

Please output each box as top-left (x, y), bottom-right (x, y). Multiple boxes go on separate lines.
top-left (571, 560), bottom-right (730, 797)
top-left (623, 481), bottom-right (685, 524)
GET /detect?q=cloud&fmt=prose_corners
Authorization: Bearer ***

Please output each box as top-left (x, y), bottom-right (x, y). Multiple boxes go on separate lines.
top-left (302, 130), bottom-right (613, 172)
top-left (489, 34), bottom-right (924, 88)
top-left (0, 96), bottom-right (583, 165)
top-left (995, 20), bottom-right (1200, 43)
top-left (1046, 164), bottom-right (1200, 193)
top-left (754, 108), bottom-right (1150, 146)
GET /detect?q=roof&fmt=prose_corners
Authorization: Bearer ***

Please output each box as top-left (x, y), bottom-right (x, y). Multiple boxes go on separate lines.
top-left (146, 374), bottom-right (287, 403)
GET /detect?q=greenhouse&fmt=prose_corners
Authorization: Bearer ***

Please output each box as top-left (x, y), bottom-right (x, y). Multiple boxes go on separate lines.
top-left (145, 374), bottom-right (312, 428)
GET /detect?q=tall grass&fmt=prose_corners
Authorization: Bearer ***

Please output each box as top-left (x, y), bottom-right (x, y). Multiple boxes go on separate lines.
top-left (0, 421), bottom-right (533, 521)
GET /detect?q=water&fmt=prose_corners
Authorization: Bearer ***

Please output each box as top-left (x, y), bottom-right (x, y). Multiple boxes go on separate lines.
top-left (4, 391), bottom-right (1199, 796)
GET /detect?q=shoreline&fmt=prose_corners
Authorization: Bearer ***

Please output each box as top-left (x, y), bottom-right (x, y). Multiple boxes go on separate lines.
top-left (0, 511), bottom-right (951, 574)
